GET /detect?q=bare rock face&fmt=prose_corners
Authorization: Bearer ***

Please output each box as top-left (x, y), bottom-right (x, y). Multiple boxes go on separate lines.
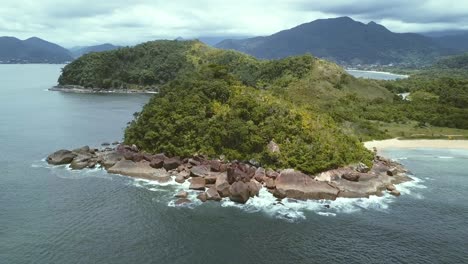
top-left (99, 152), bottom-right (124, 169)
top-left (163, 157), bottom-right (181, 171)
top-left (275, 169), bottom-right (339, 200)
top-left (70, 154), bottom-right (93, 170)
top-left (107, 160), bottom-right (170, 182)
top-left (215, 173), bottom-right (230, 197)
top-left (254, 167), bottom-right (266, 182)
top-left (189, 177), bottom-right (206, 191)
top-left (190, 165), bottom-right (211, 177)
top-left (247, 180), bottom-right (261, 197)
top-left (206, 186), bottom-right (222, 201)
top-left (47, 150), bottom-right (77, 165)
top-left (229, 181), bottom-right (250, 204)
top-left (264, 177), bottom-right (276, 189)
top-left (149, 158), bottom-right (164, 169)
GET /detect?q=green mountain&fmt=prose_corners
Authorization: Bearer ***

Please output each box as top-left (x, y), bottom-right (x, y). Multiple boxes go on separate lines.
top-left (70, 43), bottom-right (121, 58)
top-left (0, 36), bottom-right (73, 63)
top-left (215, 17), bottom-right (449, 66)
top-left (58, 40), bottom-right (396, 173)
top-left (431, 32), bottom-right (468, 52)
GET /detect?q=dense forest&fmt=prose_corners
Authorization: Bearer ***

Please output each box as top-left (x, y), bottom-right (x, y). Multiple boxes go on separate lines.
top-left (58, 40), bottom-right (468, 173)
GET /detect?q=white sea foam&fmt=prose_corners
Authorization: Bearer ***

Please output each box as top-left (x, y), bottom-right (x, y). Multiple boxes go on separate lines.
top-left (436, 156), bottom-right (454, 159)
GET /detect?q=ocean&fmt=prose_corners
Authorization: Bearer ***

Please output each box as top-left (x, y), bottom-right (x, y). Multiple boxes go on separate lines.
top-left (0, 65), bottom-right (467, 264)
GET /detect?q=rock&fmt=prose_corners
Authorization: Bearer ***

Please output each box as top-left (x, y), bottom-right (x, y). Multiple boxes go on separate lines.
top-left (150, 158), bottom-right (164, 169)
top-left (47, 149), bottom-right (77, 165)
top-left (99, 151), bottom-right (124, 169)
top-left (175, 198), bottom-right (191, 205)
top-left (229, 181), bottom-right (250, 204)
top-left (204, 174), bottom-right (218, 185)
top-left (206, 186), bottom-right (222, 201)
top-left (175, 191), bottom-right (188, 198)
top-left (175, 175), bottom-right (185, 184)
top-left (254, 167), bottom-right (266, 182)
top-left (70, 154), bottom-right (92, 170)
top-left (215, 173), bottom-right (230, 197)
top-left (386, 184), bottom-right (397, 191)
top-left (197, 192), bottom-right (207, 202)
top-left (342, 172), bottom-right (360, 182)
top-left (101, 142), bottom-right (110, 146)
top-left (179, 170), bottom-right (191, 179)
top-left (142, 154), bottom-right (153, 162)
top-left (188, 158), bottom-right (201, 166)
top-left (209, 160), bottom-right (222, 172)
top-left (163, 157), bottom-right (181, 171)
top-left (264, 177), bottom-right (276, 189)
top-left (247, 180), bottom-right (261, 197)
top-left (267, 140), bottom-right (280, 153)
top-left (131, 153), bottom-right (144, 162)
top-left (387, 168), bottom-right (398, 176)
top-left (227, 165), bottom-right (250, 184)
top-left (390, 190), bottom-right (401, 196)
top-left (72, 146), bottom-right (90, 154)
top-left (248, 159), bottom-right (260, 167)
top-left (266, 168), bottom-right (279, 179)
top-left (275, 169), bottom-right (339, 200)
top-left (112, 141), bottom-right (120, 145)
top-left (190, 165), bottom-right (211, 177)
top-left (130, 144), bottom-right (139, 152)
top-left (107, 160), bottom-right (170, 182)
top-left (87, 160), bottom-right (97, 168)
top-left (189, 177), bottom-right (206, 191)
top-left (355, 162), bottom-right (370, 173)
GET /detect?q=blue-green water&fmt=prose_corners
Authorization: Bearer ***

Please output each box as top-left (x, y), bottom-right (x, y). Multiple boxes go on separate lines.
top-left (1, 65), bottom-right (467, 264)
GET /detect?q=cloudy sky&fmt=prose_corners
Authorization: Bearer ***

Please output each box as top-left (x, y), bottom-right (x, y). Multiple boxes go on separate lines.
top-left (1, 0), bottom-right (468, 47)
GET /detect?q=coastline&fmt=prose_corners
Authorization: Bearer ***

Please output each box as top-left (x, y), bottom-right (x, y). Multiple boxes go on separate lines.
top-left (364, 138), bottom-right (468, 153)
top-left (49, 85), bottom-right (158, 94)
top-left (345, 69), bottom-right (409, 78)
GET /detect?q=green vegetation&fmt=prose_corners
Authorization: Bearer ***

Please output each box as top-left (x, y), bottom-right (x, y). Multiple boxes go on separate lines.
top-left (59, 40), bottom-right (468, 173)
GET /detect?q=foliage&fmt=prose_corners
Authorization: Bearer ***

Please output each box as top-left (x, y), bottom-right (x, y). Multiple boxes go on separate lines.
top-left (124, 66), bottom-right (373, 174)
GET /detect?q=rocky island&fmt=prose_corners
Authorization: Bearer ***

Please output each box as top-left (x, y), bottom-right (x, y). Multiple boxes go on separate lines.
top-left (46, 40), bottom-right (422, 207)
top-left (47, 143), bottom-right (411, 205)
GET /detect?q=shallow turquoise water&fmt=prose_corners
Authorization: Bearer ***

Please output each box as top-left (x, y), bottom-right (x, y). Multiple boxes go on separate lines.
top-left (0, 65), bottom-right (467, 264)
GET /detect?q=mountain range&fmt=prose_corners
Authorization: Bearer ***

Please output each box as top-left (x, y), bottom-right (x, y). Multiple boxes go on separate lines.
top-left (0, 37), bottom-right (73, 63)
top-left (1, 17), bottom-right (468, 65)
top-left (215, 17), bottom-right (466, 66)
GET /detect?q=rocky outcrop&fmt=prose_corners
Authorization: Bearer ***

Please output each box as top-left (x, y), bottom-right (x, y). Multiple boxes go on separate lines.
top-left (107, 160), bottom-right (171, 182)
top-left (47, 150), bottom-right (77, 165)
top-left (275, 169), bottom-right (339, 200)
top-left (46, 144), bottom-right (412, 205)
top-left (229, 181), bottom-right (250, 204)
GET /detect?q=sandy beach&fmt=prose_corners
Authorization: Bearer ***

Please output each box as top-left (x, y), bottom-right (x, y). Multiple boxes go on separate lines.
top-left (364, 138), bottom-right (468, 153)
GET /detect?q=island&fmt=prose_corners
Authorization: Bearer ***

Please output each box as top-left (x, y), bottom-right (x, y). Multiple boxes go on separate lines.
top-left (46, 40), bottom-right (468, 205)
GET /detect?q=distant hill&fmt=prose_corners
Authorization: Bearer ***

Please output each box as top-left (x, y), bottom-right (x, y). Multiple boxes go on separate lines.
top-left (0, 37), bottom-right (73, 63)
top-left (70, 43), bottom-right (120, 58)
top-left (216, 17), bottom-right (450, 66)
top-left (432, 33), bottom-right (468, 52)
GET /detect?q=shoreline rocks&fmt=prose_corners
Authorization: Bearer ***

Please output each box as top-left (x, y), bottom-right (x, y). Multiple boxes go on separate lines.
top-left (46, 144), bottom-right (412, 205)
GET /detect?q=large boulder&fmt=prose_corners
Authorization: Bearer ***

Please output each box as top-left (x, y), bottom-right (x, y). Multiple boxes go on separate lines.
top-left (215, 173), bottom-right (230, 197)
top-left (229, 181), bottom-right (250, 204)
top-left (254, 167), bottom-right (266, 182)
top-left (163, 157), bottom-right (181, 171)
top-left (206, 186), bottom-right (222, 201)
top-left (275, 169), bottom-right (339, 200)
top-left (99, 151), bottom-right (124, 169)
top-left (107, 160), bottom-right (170, 182)
top-left (342, 172), bottom-right (360, 182)
top-left (189, 177), bottom-right (206, 191)
top-left (247, 180), bottom-right (261, 197)
top-left (70, 154), bottom-right (93, 170)
top-left (72, 146), bottom-right (91, 155)
top-left (227, 165), bottom-right (251, 184)
top-left (47, 150), bottom-right (77, 165)
top-left (190, 165), bottom-right (211, 177)
top-left (175, 191), bottom-right (188, 198)
top-left (150, 158), bottom-right (164, 169)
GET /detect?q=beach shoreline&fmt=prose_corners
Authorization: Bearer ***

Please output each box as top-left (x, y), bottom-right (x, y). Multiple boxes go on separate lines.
top-left (364, 138), bottom-right (468, 153)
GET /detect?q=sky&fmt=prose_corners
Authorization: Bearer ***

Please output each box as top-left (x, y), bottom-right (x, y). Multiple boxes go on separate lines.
top-left (1, 0), bottom-right (468, 47)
